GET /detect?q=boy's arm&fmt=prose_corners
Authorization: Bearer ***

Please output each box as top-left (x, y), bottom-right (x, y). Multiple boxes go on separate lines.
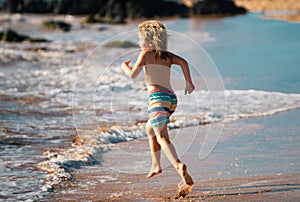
top-left (171, 53), bottom-right (195, 94)
top-left (121, 51), bottom-right (146, 79)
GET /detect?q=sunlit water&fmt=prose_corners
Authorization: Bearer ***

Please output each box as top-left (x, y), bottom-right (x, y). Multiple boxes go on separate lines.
top-left (0, 13), bottom-right (300, 201)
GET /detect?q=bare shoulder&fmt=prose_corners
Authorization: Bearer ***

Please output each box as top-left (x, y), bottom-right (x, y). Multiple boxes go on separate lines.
top-left (170, 52), bottom-right (187, 65)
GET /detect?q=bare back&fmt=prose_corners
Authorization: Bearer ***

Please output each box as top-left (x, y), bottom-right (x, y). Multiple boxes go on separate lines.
top-left (143, 51), bottom-right (172, 92)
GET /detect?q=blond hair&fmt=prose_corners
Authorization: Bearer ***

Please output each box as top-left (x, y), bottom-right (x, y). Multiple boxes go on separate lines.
top-left (138, 20), bottom-right (170, 60)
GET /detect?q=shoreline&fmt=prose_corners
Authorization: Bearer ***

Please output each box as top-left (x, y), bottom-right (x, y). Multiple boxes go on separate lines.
top-left (234, 0), bottom-right (300, 23)
top-left (47, 109), bottom-right (300, 201)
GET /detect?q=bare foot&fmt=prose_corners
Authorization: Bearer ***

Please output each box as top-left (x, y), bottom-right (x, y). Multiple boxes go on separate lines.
top-left (177, 163), bottom-right (194, 186)
top-left (175, 184), bottom-right (193, 199)
top-left (147, 166), bottom-right (162, 178)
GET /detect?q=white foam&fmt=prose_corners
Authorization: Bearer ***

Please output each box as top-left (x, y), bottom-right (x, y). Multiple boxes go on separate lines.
top-left (224, 90), bottom-right (300, 121)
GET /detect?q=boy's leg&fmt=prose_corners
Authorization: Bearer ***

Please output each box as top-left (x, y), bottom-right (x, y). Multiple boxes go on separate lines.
top-left (153, 124), bottom-right (194, 185)
top-left (146, 120), bottom-right (162, 178)
top-left (152, 124), bottom-right (179, 165)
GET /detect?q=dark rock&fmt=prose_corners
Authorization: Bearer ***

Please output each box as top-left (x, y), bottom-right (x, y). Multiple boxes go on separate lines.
top-left (92, 0), bottom-right (188, 24)
top-left (43, 20), bottom-right (71, 32)
top-left (124, 0), bottom-right (188, 19)
top-left (1, 0), bottom-right (106, 14)
top-left (105, 0), bottom-right (125, 23)
top-left (82, 0), bottom-right (125, 24)
top-left (0, 0), bottom-right (23, 13)
top-left (0, 29), bottom-right (49, 42)
top-left (1, 0), bottom-right (52, 13)
top-left (21, 0), bottom-right (52, 13)
top-left (84, 0), bottom-right (126, 24)
top-left (125, 0), bottom-right (163, 19)
top-left (82, 15), bottom-right (97, 24)
top-left (98, 26), bottom-right (108, 32)
top-left (84, 0), bottom-right (125, 24)
top-left (191, 0), bottom-right (247, 15)
top-left (0, 0), bottom-right (188, 23)
top-left (51, 0), bottom-right (107, 15)
top-left (27, 37), bottom-right (50, 43)
top-left (83, 13), bottom-right (124, 24)
top-left (0, 29), bottom-right (27, 42)
top-left (162, 1), bottom-right (189, 18)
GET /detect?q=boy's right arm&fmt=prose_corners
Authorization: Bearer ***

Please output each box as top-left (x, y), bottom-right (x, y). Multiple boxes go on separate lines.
top-left (121, 50), bottom-right (146, 79)
top-left (171, 53), bottom-right (195, 94)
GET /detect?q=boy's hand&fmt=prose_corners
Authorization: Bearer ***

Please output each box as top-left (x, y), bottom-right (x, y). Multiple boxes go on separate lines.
top-left (121, 59), bottom-right (131, 70)
top-left (185, 81), bottom-right (195, 95)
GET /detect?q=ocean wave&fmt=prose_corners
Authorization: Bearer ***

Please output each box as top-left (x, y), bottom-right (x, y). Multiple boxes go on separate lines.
top-left (36, 125), bottom-right (145, 192)
top-left (0, 42), bottom-right (93, 65)
top-left (224, 90), bottom-right (300, 121)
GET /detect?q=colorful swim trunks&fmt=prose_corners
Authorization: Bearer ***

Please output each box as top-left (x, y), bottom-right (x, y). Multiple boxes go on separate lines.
top-left (147, 87), bottom-right (177, 127)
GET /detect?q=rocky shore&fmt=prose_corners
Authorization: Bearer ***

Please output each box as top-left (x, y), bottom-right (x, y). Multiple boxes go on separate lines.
top-left (1, 0), bottom-right (246, 24)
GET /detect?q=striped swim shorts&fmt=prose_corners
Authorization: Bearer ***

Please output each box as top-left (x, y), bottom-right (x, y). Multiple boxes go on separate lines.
top-left (147, 87), bottom-right (177, 127)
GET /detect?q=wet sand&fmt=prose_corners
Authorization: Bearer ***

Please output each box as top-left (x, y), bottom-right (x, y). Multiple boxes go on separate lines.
top-left (49, 168), bottom-right (300, 201)
top-left (234, 0), bottom-right (300, 23)
top-left (48, 109), bottom-right (300, 201)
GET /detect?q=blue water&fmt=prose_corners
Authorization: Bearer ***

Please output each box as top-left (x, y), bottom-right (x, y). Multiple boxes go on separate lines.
top-left (202, 14), bottom-right (300, 93)
top-left (168, 13), bottom-right (300, 93)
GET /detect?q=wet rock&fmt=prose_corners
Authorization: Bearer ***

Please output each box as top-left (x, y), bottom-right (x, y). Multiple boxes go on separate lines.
top-left (104, 40), bottom-right (139, 48)
top-left (98, 26), bottom-right (108, 32)
top-left (0, 29), bottom-right (27, 42)
top-left (191, 0), bottom-right (247, 15)
top-left (42, 20), bottom-right (71, 32)
top-left (83, 13), bottom-right (125, 24)
top-left (0, 29), bottom-right (49, 43)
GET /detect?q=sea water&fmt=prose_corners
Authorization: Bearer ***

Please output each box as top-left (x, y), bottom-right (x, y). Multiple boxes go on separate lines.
top-left (0, 12), bottom-right (300, 201)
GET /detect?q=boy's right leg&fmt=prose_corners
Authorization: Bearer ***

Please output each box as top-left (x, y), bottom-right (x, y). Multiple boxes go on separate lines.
top-left (153, 124), bottom-right (194, 186)
top-left (146, 120), bottom-right (162, 178)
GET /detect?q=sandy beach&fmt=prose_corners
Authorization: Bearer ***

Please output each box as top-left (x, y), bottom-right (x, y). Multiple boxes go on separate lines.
top-left (48, 170), bottom-right (300, 201)
top-left (234, 0), bottom-right (300, 22)
top-left (48, 109), bottom-right (300, 201)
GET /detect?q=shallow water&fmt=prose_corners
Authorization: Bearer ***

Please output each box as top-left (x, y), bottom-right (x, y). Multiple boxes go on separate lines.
top-left (0, 12), bottom-right (300, 200)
